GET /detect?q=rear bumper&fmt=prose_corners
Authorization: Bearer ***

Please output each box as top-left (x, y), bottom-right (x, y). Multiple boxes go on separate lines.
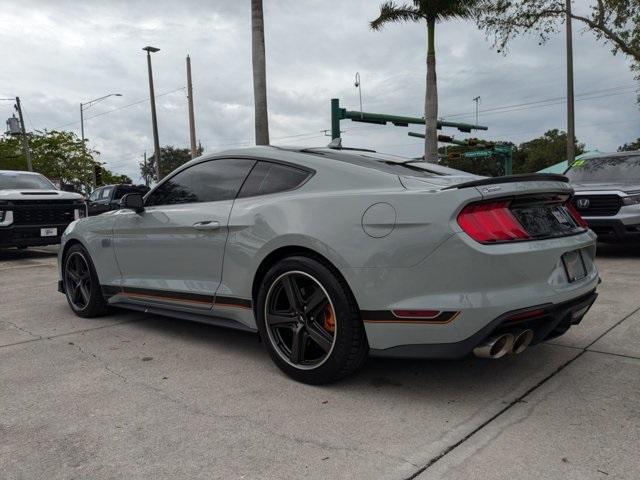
top-left (585, 218), bottom-right (640, 242)
top-left (0, 223), bottom-right (70, 247)
top-left (370, 289), bottom-right (597, 358)
top-left (345, 229), bottom-right (599, 351)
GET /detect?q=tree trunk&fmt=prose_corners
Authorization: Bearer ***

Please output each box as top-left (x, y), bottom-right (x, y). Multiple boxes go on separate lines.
top-left (424, 19), bottom-right (438, 163)
top-left (251, 0), bottom-right (270, 145)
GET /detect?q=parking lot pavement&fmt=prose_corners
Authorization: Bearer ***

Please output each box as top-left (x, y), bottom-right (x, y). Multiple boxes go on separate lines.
top-left (1, 246), bottom-right (639, 480)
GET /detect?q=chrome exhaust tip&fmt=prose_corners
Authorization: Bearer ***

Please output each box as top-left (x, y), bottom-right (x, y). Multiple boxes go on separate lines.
top-left (511, 329), bottom-right (534, 354)
top-left (473, 333), bottom-right (514, 359)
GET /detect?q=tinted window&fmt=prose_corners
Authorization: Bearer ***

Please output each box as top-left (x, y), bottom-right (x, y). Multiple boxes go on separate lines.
top-left (146, 159), bottom-right (255, 206)
top-left (238, 162), bottom-right (310, 198)
top-left (100, 186), bottom-right (114, 200)
top-left (0, 172), bottom-right (56, 190)
top-left (305, 149), bottom-right (456, 178)
top-left (88, 188), bottom-right (101, 202)
top-left (114, 185), bottom-right (147, 200)
top-left (565, 155), bottom-right (640, 183)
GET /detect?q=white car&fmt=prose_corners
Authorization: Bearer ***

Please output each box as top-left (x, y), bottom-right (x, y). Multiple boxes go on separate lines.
top-left (0, 170), bottom-right (86, 249)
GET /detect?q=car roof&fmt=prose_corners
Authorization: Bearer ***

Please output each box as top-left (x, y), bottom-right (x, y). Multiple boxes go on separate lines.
top-left (580, 150), bottom-right (640, 160)
top-left (0, 170), bottom-right (45, 175)
top-left (191, 145), bottom-right (472, 177)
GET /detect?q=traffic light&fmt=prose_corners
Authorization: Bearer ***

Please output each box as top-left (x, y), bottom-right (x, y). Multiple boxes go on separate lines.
top-left (448, 152), bottom-right (462, 160)
top-left (437, 135), bottom-right (454, 143)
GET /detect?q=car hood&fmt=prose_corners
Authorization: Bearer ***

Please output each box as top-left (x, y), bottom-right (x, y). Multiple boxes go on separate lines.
top-left (570, 182), bottom-right (640, 194)
top-left (0, 189), bottom-right (84, 201)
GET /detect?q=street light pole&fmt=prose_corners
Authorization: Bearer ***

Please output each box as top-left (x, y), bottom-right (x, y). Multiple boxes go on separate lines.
top-left (143, 46), bottom-right (162, 181)
top-left (186, 55), bottom-right (197, 159)
top-left (566, 0), bottom-right (576, 165)
top-left (79, 93), bottom-right (122, 187)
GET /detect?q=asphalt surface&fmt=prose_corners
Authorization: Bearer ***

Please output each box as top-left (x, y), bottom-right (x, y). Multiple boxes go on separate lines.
top-left (1, 245), bottom-right (639, 480)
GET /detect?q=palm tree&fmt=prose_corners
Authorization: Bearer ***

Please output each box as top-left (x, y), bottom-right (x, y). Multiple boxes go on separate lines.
top-left (251, 0), bottom-right (270, 145)
top-left (371, 1), bottom-right (479, 163)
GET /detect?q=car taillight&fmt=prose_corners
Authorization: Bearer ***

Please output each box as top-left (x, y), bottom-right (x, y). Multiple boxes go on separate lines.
top-left (565, 201), bottom-right (588, 228)
top-left (457, 201), bottom-right (529, 243)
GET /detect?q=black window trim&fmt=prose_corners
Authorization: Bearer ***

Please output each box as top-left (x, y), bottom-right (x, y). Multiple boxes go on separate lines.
top-left (143, 155), bottom-right (315, 207)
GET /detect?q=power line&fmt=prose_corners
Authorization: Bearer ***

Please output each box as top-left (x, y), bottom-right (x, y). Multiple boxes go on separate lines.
top-left (51, 86), bottom-right (186, 130)
top-left (441, 84), bottom-right (638, 120)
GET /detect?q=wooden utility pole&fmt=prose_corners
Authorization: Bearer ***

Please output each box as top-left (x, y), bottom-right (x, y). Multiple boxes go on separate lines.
top-left (186, 55), bottom-right (197, 159)
top-left (251, 0), bottom-right (270, 145)
top-left (14, 97), bottom-right (33, 171)
top-left (566, 0), bottom-right (576, 165)
top-left (143, 46), bottom-right (162, 180)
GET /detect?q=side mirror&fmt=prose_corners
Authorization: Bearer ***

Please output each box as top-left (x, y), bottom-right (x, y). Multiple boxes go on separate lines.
top-left (120, 193), bottom-right (145, 213)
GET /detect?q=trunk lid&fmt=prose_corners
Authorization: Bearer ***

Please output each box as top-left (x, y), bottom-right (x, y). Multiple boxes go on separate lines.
top-left (449, 174), bottom-right (586, 242)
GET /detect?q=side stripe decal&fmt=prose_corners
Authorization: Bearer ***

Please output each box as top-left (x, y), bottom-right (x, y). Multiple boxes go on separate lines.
top-left (101, 285), bottom-right (252, 309)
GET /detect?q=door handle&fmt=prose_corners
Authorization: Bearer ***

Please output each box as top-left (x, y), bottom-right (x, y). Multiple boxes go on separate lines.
top-left (193, 220), bottom-right (220, 231)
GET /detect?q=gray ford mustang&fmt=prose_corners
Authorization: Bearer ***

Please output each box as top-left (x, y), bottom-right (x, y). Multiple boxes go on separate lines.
top-left (58, 146), bottom-right (599, 384)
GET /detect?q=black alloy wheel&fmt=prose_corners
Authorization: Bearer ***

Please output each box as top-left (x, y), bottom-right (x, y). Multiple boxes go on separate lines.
top-left (264, 270), bottom-right (337, 369)
top-left (63, 244), bottom-right (109, 317)
top-left (64, 251), bottom-right (92, 310)
top-left (256, 256), bottom-right (369, 384)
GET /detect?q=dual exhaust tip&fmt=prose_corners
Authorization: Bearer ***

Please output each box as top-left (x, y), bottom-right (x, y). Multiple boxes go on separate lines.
top-left (473, 329), bottom-right (534, 359)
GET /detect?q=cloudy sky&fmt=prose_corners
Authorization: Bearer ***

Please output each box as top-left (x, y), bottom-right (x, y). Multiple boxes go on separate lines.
top-left (2, 0), bottom-right (638, 182)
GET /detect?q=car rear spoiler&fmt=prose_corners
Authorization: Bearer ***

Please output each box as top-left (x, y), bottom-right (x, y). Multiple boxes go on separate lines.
top-left (442, 173), bottom-right (569, 190)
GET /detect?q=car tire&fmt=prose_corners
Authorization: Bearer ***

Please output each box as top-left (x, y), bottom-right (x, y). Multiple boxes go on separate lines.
top-left (256, 255), bottom-right (368, 384)
top-left (63, 244), bottom-right (109, 318)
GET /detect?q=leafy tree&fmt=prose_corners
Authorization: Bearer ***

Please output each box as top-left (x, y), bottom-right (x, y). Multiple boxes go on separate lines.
top-left (140, 145), bottom-right (203, 183)
top-left (371, 0), bottom-right (481, 163)
top-left (618, 138), bottom-right (640, 151)
top-left (101, 170), bottom-right (133, 185)
top-left (439, 139), bottom-right (515, 176)
top-left (477, 0), bottom-right (640, 96)
top-left (513, 129), bottom-right (584, 173)
top-left (439, 130), bottom-right (584, 175)
top-left (0, 130), bottom-right (131, 192)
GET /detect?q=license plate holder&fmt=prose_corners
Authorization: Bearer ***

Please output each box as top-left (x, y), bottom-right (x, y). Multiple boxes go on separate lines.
top-left (40, 227), bottom-right (57, 237)
top-left (562, 249), bottom-right (587, 283)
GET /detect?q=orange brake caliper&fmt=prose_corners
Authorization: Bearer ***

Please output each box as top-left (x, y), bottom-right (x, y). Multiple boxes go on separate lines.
top-left (323, 304), bottom-right (336, 333)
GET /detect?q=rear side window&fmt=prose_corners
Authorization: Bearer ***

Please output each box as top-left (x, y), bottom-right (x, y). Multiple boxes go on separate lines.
top-left (146, 158), bottom-right (255, 206)
top-left (238, 161), bottom-right (311, 198)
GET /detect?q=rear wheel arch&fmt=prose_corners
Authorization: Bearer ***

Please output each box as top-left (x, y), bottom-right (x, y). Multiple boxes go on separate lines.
top-left (251, 246), bottom-right (360, 315)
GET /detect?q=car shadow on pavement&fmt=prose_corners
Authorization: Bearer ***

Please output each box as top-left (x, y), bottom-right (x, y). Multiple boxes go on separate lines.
top-left (125, 309), bottom-right (568, 398)
top-left (0, 246), bottom-right (59, 261)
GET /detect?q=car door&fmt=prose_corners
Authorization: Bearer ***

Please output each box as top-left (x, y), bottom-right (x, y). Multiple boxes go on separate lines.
top-left (86, 188), bottom-right (102, 216)
top-left (92, 186), bottom-right (114, 215)
top-left (112, 158), bottom-right (256, 310)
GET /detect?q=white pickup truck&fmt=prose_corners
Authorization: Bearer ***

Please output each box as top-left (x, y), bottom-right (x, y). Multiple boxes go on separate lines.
top-left (0, 170), bottom-right (86, 249)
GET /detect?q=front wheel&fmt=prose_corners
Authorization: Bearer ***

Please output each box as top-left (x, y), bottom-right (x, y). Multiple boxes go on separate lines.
top-left (256, 256), bottom-right (368, 384)
top-left (63, 244), bottom-right (109, 318)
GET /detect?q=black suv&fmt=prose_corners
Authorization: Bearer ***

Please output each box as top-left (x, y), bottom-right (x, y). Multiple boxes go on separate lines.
top-left (86, 184), bottom-right (149, 216)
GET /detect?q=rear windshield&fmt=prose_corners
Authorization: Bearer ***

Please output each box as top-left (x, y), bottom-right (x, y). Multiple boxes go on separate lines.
top-left (305, 149), bottom-right (465, 178)
top-left (0, 172), bottom-right (56, 190)
top-left (565, 155), bottom-right (640, 183)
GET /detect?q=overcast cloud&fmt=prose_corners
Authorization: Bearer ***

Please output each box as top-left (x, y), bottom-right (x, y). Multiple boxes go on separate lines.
top-left (2, 0), bottom-right (638, 182)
